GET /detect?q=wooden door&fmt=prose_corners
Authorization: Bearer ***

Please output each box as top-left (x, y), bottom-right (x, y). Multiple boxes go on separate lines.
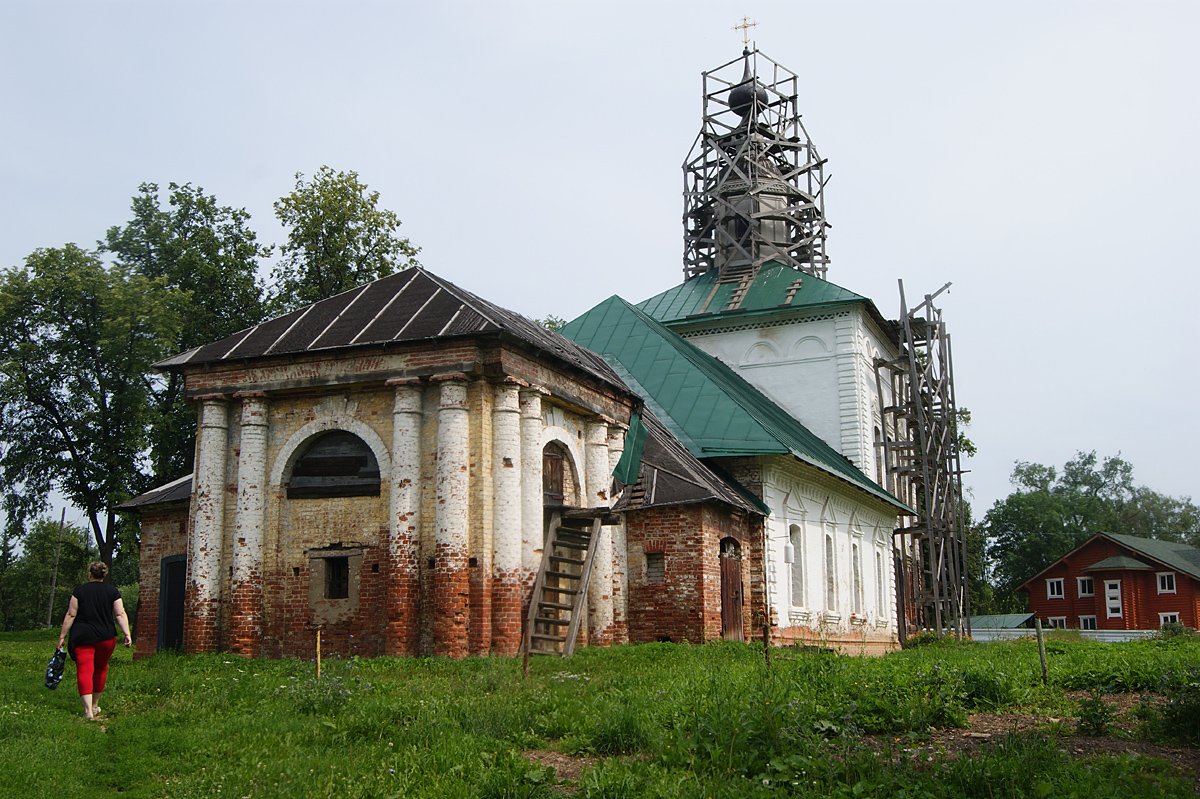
top-left (543, 451), bottom-right (564, 505)
top-left (160, 555), bottom-right (186, 651)
top-left (720, 537), bottom-right (743, 641)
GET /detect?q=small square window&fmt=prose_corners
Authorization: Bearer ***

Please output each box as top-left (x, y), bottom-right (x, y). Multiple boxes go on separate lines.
top-left (646, 552), bottom-right (665, 584)
top-left (1046, 578), bottom-right (1064, 599)
top-left (325, 556), bottom-right (349, 599)
top-left (1159, 612), bottom-right (1180, 626)
top-left (1047, 616), bottom-right (1067, 629)
top-left (1079, 615), bottom-right (1097, 631)
top-left (1077, 576), bottom-right (1094, 597)
top-left (1157, 572), bottom-right (1176, 594)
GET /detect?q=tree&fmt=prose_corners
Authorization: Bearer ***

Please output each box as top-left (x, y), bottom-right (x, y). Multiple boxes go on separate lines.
top-left (270, 166), bottom-right (419, 313)
top-left (102, 182), bottom-right (270, 482)
top-left (982, 451), bottom-right (1199, 608)
top-left (537, 315), bottom-right (567, 332)
top-left (0, 517), bottom-right (92, 631)
top-left (0, 245), bottom-right (180, 566)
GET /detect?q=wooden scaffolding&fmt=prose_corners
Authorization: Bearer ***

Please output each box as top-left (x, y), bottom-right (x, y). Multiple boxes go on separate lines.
top-left (875, 282), bottom-right (970, 642)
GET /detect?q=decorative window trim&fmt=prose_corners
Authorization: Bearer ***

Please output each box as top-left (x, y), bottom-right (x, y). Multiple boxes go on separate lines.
top-left (1159, 612), bottom-right (1180, 626)
top-left (1078, 615), bottom-right (1097, 631)
top-left (1156, 572), bottom-right (1177, 594)
top-left (1104, 580), bottom-right (1122, 618)
top-left (1076, 576), bottom-right (1094, 597)
top-left (1046, 577), bottom-right (1064, 600)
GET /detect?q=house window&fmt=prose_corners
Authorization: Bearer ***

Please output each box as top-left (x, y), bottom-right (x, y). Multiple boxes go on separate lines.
top-left (1157, 572), bottom-right (1176, 594)
top-left (824, 534), bottom-right (836, 610)
top-left (1046, 578), bottom-right (1064, 599)
top-left (1159, 612), bottom-right (1180, 626)
top-left (1047, 616), bottom-right (1067, 629)
top-left (788, 525), bottom-right (804, 607)
top-left (851, 543), bottom-right (863, 615)
top-left (324, 556), bottom-right (349, 599)
top-left (1105, 580), bottom-right (1122, 618)
top-left (646, 552), bottom-right (665, 584)
top-left (1079, 615), bottom-right (1097, 630)
top-left (1077, 576), bottom-right (1094, 597)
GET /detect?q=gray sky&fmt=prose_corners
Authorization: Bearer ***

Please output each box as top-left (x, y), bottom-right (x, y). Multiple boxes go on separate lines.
top-left (3, 1), bottom-right (1197, 523)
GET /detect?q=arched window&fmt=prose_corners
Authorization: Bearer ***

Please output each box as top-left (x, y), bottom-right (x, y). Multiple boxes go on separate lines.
top-left (824, 534), bottom-right (836, 611)
top-left (287, 431), bottom-right (381, 499)
top-left (789, 524), bottom-right (805, 608)
top-left (851, 542), bottom-right (863, 615)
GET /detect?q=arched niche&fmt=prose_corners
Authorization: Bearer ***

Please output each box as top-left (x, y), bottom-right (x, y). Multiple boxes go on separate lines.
top-left (285, 431), bottom-right (381, 499)
top-left (270, 417), bottom-right (391, 492)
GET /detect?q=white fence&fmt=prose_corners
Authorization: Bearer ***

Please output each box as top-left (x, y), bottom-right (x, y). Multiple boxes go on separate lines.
top-left (971, 628), bottom-right (1156, 643)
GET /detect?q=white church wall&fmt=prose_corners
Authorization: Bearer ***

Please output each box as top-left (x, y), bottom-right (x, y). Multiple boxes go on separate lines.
top-left (759, 458), bottom-right (896, 636)
top-left (681, 307), bottom-right (897, 482)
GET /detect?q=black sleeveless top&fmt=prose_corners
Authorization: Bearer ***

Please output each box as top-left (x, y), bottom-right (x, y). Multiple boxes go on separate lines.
top-left (69, 581), bottom-right (121, 656)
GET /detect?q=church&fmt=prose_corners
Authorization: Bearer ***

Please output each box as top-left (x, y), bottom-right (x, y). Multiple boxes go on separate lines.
top-left (122, 47), bottom-right (965, 659)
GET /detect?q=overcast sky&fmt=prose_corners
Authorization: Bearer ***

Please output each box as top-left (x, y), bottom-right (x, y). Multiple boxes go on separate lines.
top-left (2, 1), bottom-right (1197, 523)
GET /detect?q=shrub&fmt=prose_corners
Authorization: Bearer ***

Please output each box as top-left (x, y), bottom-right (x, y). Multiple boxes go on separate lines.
top-left (1076, 691), bottom-right (1115, 736)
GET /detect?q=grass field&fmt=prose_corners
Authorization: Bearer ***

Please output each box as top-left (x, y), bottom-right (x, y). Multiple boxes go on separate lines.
top-left (1, 629), bottom-right (1197, 798)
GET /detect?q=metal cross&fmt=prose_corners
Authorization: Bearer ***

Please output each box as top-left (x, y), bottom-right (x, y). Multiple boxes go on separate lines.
top-left (733, 16), bottom-right (758, 47)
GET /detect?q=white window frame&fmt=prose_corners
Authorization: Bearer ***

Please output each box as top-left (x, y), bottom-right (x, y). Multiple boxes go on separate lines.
top-left (1047, 616), bottom-right (1067, 629)
top-left (1076, 576), bottom-right (1094, 597)
top-left (1159, 612), bottom-right (1180, 626)
top-left (1157, 572), bottom-right (1176, 594)
top-left (1105, 580), bottom-right (1122, 618)
top-left (1078, 615), bottom-right (1097, 630)
top-left (1046, 577), bottom-right (1064, 600)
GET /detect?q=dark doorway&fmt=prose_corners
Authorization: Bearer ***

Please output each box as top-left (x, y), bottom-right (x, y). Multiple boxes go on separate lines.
top-left (719, 537), bottom-right (744, 641)
top-left (159, 555), bottom-right (186, 651)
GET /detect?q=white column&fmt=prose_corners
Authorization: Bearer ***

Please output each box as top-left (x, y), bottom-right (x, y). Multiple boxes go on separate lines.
top-left (491, 380), bottom-right (523, 654)
top-left (387, 378), bottom-right (423, 655)
top-left (229, 392), bottom-right (268, 656)
top-left (187, 395), bottom-right (229, 653)
top-left (607, 426), bottom-right (628, 643)
top-left (518, 388), bottom-right (545, 580)
top-left (434, 375), bottom-right (470, 657)
top-left (585, 420), bottom-right (614, 643)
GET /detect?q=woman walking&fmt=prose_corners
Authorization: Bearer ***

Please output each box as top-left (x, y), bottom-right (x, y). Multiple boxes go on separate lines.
top-left (57, 562), bottom-right (133, 720)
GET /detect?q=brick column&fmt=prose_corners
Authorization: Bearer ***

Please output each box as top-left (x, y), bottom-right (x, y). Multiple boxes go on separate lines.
top-left (387, 378), bottom-right (423, 656)
top-left (433, 374), bottom-right (470, 658)
top-left (185, 396), bottom-right (228, 654)
top-left (229, 393), bottom-right (268, 656)
top-left (585, 420), bottom-right (614, 644)
top-left (491, 380), bottom-right (524, 654)
top-left (607, 426), bottom-right (629, 643)
top-left (518, 388), bottom-right (545, 581)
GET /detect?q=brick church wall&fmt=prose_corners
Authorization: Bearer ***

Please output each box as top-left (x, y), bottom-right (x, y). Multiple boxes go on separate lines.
top-left (133, 504), bottom-right (189, 659)
top-left (625, 503), bottom-right (757, 644)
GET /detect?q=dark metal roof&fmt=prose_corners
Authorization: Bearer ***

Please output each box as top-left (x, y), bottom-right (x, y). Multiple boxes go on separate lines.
top-left (156, 267), bottom-right (626, 393)
top-left (116, 473), bottom-right (193, 511)
top-left (614, 410), bottom-right (765, 516)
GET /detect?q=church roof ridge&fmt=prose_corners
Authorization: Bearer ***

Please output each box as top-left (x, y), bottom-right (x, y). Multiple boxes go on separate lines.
top-left (154, 267), bottom-right (626, 394)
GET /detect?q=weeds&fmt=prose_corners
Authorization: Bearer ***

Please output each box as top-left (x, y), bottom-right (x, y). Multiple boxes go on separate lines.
top-left (1076, 691), bottom-right (1115, 736)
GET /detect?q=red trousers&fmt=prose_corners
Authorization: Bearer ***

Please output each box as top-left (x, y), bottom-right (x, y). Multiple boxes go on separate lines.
top-left (74, 638), bottom-right (116, 696)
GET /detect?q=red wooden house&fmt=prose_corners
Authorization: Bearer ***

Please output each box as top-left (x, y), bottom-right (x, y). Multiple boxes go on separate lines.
top-left (1019, 533), bottom-right (1200, 632)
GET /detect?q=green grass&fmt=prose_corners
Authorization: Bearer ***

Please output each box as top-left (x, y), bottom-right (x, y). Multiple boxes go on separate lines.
top-left (1, 631), bottom-right (1196, 798)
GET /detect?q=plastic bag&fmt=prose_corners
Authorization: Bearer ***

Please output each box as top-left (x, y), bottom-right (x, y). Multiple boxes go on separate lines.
top-left (45, 647), bottom-right (66, 690)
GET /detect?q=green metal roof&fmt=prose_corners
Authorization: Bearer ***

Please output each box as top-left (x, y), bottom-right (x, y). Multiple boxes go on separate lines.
top-left (636, 261), bottom-right (872, 324)
top-left (1105, 533), bottom-right (1200, 581)
top-left (560, 295), bottom-right (908, 512)
top-left (1085, 555), bottom-right (1153, 571)
top-left (969, 613), bottom-right (1033, 629)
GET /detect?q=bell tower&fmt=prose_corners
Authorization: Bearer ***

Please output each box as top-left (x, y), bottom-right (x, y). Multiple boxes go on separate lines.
top-left (682, 48), bottom-right (830, 283)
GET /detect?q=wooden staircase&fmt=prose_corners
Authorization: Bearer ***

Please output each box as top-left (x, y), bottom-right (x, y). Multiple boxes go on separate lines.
top-left (522, 512), bottom-right (602, 657)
